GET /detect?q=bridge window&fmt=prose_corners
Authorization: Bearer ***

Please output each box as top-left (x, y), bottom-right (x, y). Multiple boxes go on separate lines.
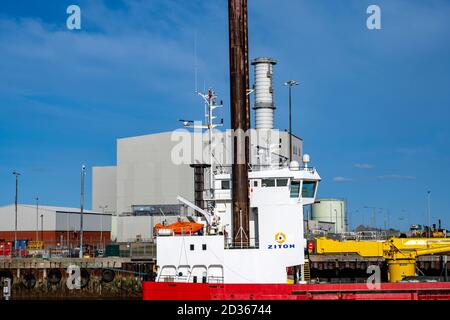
top-left (302, 181), bottom-right (316, 198)
top-left (276, 178), bottom-right (288, 187)
top-left (190, 244), bottom-right (195, 251)
top-left (290, 181), bottom-right (300, 198)
top-left (202, 244), bottom-right (207, 250)
top-left (221, 180), bottom-right (230, 190)
top-left (262, 179), bottom-right (275, 187)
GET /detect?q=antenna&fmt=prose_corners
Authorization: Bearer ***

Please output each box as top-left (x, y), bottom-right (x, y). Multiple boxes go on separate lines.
top-left (181, 88), bottom-right (224, 208)
top-left (194, 30), bottom-right (198, 93)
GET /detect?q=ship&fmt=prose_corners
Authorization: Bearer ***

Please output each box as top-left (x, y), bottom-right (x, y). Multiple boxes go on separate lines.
top-left (143, 159), bottom-right (450, 300)
top-left (143, 0), bottom-right (450, 300)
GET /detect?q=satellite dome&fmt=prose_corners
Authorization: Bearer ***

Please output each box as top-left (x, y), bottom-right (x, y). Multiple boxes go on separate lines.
top-left (303, 154), bottom-right (311, 164)
top-left (289, 160), bottom-right (300, 171)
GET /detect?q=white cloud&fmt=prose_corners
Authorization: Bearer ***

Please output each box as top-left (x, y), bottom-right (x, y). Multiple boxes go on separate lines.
top-left (0, 0), bottom-right (229, 103)
top-left (353, 163), bottom-right (374, 169)
top-left (375, 174), bottom-right (416, 181)
top-left (396, 147), bottom-right (426, 156)
top-left (333, 176), bottom-right (353, 183)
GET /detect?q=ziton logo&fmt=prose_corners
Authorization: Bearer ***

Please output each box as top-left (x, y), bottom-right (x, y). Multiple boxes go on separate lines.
top-left (274, 232), bottom-right (286, 244)
top-left (268, 232), bottom-right (295, 250)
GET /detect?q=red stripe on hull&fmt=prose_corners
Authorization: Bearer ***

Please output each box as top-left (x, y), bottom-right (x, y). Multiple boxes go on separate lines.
top-left (143, 282), bottom-right (450, 300)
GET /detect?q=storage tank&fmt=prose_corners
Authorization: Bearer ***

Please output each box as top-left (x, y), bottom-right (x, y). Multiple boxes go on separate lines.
top-left (311, 199), bottom-right (346, 234)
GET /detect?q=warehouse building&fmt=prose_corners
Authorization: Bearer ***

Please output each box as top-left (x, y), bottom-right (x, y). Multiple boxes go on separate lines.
top-left (0, 204), bottom-right (111, 247)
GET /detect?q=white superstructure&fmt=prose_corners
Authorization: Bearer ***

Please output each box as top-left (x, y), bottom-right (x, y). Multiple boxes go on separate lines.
top-left (155, 161), bottom-right (320, 284)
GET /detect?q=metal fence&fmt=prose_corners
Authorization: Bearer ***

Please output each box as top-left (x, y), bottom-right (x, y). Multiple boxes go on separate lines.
top-left (4, 241), bottom-right (105, 259)
top-left (117, 243), bottom-right (156, 258)
top-left (0, 240), bottom-right (157, 259)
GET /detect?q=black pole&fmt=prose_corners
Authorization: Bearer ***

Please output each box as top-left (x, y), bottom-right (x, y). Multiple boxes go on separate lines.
top-left (80, 165), bottom-right (86, 258)
top-left (427, 191), bottom-right (431, 238)
top-left (15, 174), bottom-right (18, 242)
top-left (288, 85), bottom-right (292, 162)
top-left (284, 80), bottom-right (298, 162)
top-left (36, 197), bottom-right (39, 241)
top-left (40, 214), bottom-right (43, 243)
top-left (12, 171), bottom-right (20, 246)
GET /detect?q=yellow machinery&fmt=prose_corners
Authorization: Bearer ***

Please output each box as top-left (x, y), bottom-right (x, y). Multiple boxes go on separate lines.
top-left (315, 237), bottom-right (450, 283)
top-left (27, 241), bottom-right (44, 250)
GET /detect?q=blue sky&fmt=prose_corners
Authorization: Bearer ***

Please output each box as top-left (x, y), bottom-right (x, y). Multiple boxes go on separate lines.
top-left (0, 0), bottom-right (449, 231)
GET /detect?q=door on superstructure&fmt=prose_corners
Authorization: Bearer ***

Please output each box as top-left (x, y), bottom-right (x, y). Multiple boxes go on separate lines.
top-left (176, 265), bottom-right (190, 282)
top-left (157, 265), bottom-right (176, 282)
top-left (249, 207), bottom-right (259, 247)
top-left (208, 265), bottom-right (224, 283)
top-left (190, 265), bottom-right (208, 283)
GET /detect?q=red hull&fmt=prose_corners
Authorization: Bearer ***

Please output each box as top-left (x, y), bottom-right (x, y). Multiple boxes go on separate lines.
top-left (143, 282), bottom-right (450, 300)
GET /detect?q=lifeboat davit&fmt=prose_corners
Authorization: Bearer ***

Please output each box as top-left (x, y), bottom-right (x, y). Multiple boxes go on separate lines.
top-left (154, 221), bottom-right (204, 235)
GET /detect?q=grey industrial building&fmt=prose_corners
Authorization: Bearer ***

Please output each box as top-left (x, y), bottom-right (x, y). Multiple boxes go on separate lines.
top-left (92, 130), bottom-right (303, 242)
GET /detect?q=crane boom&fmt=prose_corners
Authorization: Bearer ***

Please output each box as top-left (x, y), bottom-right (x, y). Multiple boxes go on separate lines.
top-left (314, 237), bottom-right (450, 283)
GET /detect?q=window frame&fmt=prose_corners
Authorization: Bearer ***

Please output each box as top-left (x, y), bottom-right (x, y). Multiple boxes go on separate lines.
top-left (276, 178), bottom-right (288, 187)
top-left (262, 178), bottom-right (276, 187)
top-left (290, 180), bottom-right (301, 198)
top-left (221, 180), bottom-right (231, 190)
top-left (301, 181), bottom-right (317, 198)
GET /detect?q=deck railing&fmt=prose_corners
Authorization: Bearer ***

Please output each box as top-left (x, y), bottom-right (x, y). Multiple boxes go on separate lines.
top-left (214, 163), bottom-right (316, 175)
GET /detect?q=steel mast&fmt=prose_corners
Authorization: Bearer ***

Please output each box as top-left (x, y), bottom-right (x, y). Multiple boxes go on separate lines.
top-left (228, 0), bottom-right (250, 248)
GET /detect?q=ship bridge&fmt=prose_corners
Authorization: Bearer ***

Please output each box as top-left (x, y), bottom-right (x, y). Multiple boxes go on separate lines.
top-left (211, 161), bottom-right (321, 249)
top-left (213, 162), bottom-right (321, 206)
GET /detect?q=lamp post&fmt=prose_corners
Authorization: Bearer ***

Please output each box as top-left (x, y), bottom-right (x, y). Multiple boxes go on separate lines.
top-left (12, 171), bottom-right (21, 245)
top-left (284, 80), bottom-right (299, 162)
top-left (99, 205), bottom-right (108, 249)
top-left (66, 213), bottom-right (70, 247)
top-left (427, 191), bottom-right (431, 237)
top-left (333, 208), bottom-right (338, 233)
top-left (347, 209), bottom-right (359, 231)
top-left (398, 210), bottom-right (406, 232)
top-left (40, 214), bottom-right (44, 242)
top-left (378, 208), bottom-right (390, 230)
top-left (79, 165), bottom-right (86, 258)
top-left (363, 206), bottom-right (377, 229)
top-left (35, 197), bottom-right (39, 241)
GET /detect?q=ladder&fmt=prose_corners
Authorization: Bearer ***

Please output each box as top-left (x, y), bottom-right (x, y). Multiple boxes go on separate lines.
top-left (303, 260), bottom-right (311, 283)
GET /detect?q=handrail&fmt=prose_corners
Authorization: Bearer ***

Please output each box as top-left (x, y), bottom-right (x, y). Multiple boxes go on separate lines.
top-left (215, 164), bottom-right (316, 174)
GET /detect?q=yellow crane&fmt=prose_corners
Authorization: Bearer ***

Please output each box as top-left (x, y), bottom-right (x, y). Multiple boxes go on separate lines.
top-left (314, 237), bottom-right (450, 283)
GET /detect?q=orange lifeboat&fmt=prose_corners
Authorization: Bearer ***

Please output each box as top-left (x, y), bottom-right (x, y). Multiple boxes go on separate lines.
top-left (154, 221), bottom-right (204, 235)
